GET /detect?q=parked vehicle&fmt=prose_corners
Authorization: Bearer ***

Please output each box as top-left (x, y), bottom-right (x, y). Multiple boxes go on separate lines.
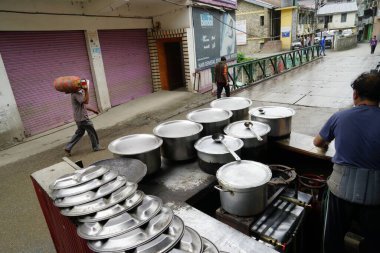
top-left (291, 39), bottom-right (302, 50)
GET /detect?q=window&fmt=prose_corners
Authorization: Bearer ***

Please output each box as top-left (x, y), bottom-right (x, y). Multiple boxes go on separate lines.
top-left (341, 13), bottom-right (347, 22)
top-left (260, 16), bottom-right (264, 26)
top-left (329, 16), bottom-right (333, 22)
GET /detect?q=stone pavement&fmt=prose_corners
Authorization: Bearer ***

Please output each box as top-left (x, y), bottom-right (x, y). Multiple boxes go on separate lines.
top-left (0, 43), bottom-right (378, 253)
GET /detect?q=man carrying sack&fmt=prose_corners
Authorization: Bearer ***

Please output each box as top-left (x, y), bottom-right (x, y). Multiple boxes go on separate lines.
top-left (64, 79), bottom-right (104, 156)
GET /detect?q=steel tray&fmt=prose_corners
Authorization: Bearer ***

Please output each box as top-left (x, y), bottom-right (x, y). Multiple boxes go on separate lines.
top-left (201, 237), bottom-right (219, 253)
top-left (104, 215), bottom-right (185, 253)
top-left (78, 195), bottom-right (163, 240)
top-left (50, 165), bottom-right (110, 190)
top-left (60, 184), bottom-right (139, 217)
top-left (52, 169), bottom-right (119, 199)
top-left (54, 177), bottom-right (129, 208)
top-left (88, 206), bottom-right (174, 252)
top-left (169, 226), bottom-right (203, 253)
top-left (78, 191), bottom-right (144, 222)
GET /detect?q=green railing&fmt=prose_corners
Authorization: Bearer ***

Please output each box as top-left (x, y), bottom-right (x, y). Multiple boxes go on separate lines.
top-left (211, 45), bottom-right (322, 91)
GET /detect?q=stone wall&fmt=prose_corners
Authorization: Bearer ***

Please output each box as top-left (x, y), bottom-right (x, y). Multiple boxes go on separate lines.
top-left (261, 40), bottom-right (282, 53)
top-left (334, 34), bottom-right (357, 51)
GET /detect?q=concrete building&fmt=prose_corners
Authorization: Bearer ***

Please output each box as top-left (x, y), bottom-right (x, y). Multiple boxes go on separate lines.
top-left (276, 0), bottom-right (299, 50)
top-left (236, 0), bottom-right (281, 54)
top-left (297, 0), bottom-right (316, 37)
top-left (317, 1), bottom-right (358, 32)
top-left (0, 0), bottom-right (238, 148)
top-left (372, 0), bottom-right (380, 38)
top-left (357, 0), bottom-right (378, 40)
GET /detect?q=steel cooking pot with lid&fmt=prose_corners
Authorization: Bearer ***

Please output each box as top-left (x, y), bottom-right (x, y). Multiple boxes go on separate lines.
top-left (108, 134), bottom-right (163, 175)
top-left (186, 108), bottom-right (233, 136)
top-left (215, 160), bottom-right (272, 216)
top-left (194, 135), bottom-right (243, 175)
top-left (210, 97), bottom-right (252, 122)
top-left (224, 120), bottom-right (271, 148)
top-left (249, 106), bottom-right (295, 137)
top-left (153, 120), bottom-right (203, 161)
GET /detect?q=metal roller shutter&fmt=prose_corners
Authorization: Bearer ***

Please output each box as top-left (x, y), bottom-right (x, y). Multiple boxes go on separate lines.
top-left (0, 31), bottom-right (97, 137)
top-left (98, 29), bottom-right (153, 107)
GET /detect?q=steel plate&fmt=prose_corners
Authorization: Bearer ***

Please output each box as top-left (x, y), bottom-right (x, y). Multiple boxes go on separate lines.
top-left (194, 135), bottom-right (244, 155)
top-left (224, 120), bottom-right (271, 139)
top-left (52, 169), bottom-right (119, 199)
top-left (169, 226), bottom-right (203, 253)
top-left (54, 177), bottom-right (129, 208)
top-left (90, 158), bottom-right (147, 183)
top-left (78, 195), bottom-right (163, 240)
top-left (87, 206), bottom-right (174, 252)
top-left (201, 237), bottom-right (219, 253)
top-left (60, 184), bottom-right (139, 217)
top-left (105, 215), bottom-right (185, 253)
top-left (249, 106), bottom-right (295, 119)
top-left (108, 134), bottom-right (163, 156)
top-left (50, 165), bottom-right (110, 190)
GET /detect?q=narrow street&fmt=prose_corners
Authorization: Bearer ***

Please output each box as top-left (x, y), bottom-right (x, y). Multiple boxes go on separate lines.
top-left (0, 43), bottom-right (378, 253)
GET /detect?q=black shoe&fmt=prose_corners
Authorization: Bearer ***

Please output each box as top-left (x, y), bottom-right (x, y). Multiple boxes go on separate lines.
top-left (93, 146), bottom-right (105, 152)
top-left (64, 149), bottom-right (72, 157)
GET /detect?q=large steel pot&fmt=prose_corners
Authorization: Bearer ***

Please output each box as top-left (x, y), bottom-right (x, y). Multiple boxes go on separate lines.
top-left (186, 108), bottom-right (233, 136)
top-left (153, 120), bottom-right (203, 161)
top-left (210, 97), bottom-right (252, 122)
top-left (215, 160), bottom-right (272, 216)
top-left (249, 106), bottom-right (295, 138)
top-left (194, 135), bottom-right (243, 175)
top-left (108, 134), bottom-right (163, 175)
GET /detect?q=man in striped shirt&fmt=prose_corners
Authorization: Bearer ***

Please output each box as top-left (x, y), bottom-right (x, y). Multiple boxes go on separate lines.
top-left (214, 56), bottom-right (230, 99)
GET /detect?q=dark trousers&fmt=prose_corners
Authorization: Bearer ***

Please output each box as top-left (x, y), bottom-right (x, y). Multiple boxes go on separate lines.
top-left (65, 119), bottom-right (100, 151)
top-left (216, 82), bottom-right (230, 99)
top-left (371, 45), bottom-right (376, 54)
top-left (323, 191), bottom-right (380, 253)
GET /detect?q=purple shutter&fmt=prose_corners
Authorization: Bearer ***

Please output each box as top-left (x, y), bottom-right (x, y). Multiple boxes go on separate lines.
top-left (98, 29), bottom-right (153, 107)
top-left (0, 31), bottom-right (97, 137)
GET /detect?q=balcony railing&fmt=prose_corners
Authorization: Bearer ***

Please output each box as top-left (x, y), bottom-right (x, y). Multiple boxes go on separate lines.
top-left (211, 45), bottom-right (322, 92)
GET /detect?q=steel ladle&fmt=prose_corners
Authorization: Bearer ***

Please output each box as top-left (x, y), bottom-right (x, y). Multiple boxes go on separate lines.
top-left (244, 122), bottom-right (263, 141)
top-left (212, 133), bottom-right (241, 161)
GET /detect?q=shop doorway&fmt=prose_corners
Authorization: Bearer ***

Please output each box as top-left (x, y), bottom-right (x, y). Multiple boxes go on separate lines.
top-left (157, 38), bottom-right (185, 90)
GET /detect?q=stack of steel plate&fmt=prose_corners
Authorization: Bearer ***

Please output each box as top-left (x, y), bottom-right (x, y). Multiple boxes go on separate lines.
top-left (50, 160), bottom-right (223, 253)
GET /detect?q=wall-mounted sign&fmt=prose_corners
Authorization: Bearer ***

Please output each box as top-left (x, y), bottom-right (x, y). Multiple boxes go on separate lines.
top-left (236, 20), bottom-right (247, 45)
top-left (193, 8), bottom-right (237, 69)
top-left (281, 27), bottom-right (291, 38)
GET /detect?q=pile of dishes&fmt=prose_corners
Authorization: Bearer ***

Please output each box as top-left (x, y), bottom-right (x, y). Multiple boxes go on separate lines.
top-left (50, 162), bottom-right (221, 253)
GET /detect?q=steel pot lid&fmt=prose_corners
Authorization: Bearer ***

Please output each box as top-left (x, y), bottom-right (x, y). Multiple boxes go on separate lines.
top-left (224, 120), bottom-right (271, 139)
top-left (186, 108), bottom-right (232, 123)
top-left (194, 135), bottom-right (243, 155)
top-left (249, 106), bottom-right (295, 119)
top-left (210, 97), bottom-right (252, 111)
top-left (87, 206), bottom-right (174, 252)
top-left (153, 120), bottom-right (203, 138)
top-left (216, 160), bottom-right (272, 192)
top-left (108, 134), bottom-right (163, 155)
top-left (90, 158), bottom-right (147, 183)
top-left (50, 165), bottom-right (110, 190)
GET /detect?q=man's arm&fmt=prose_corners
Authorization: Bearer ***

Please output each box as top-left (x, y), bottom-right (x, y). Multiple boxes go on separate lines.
top-left (313, 134), bottom-right (329, 149)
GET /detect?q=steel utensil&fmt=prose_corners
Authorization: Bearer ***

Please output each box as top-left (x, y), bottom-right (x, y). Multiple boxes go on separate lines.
top-left (243, 122), bottom-right (263, 141)
top-left (211, 133), bottom-right (241, 161)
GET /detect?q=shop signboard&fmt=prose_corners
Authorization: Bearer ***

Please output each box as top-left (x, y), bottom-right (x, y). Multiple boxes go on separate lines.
top-left (193, 8), bottom-right (237, 69)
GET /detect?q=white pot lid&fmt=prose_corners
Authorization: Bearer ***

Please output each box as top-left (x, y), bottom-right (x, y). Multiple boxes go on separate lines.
top-left (249, 106), bottom-right (295, 119)
top-left (186, 108), bottom-right (232, 123)
top-left (194, 135), bottom-right (244, 155)
top-left (224, 120), bottom-right (271, 139)
top-left (210, 97), bottom-right (252, 111)
top-left (216, 160), bottom-right (272, 191)
top-left (108, 134), bottom-right (163, 155)
top-left (153, 120), bottom-right (203, 138)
